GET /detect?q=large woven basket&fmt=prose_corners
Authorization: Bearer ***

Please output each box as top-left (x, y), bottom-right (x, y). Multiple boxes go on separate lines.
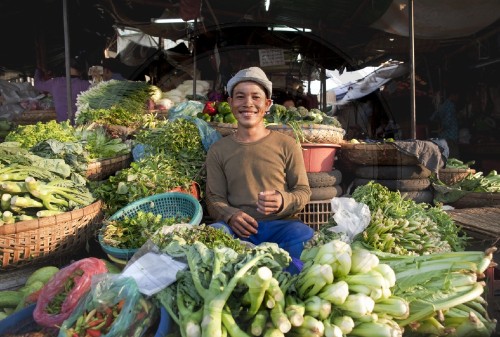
top-left (208, 122), bottom-right (237, 136)
top-left (439, 168), bottom-right (476, 186)
top-left (0, 200), bottom-right (103, 270)
top-left (266, 124), bottom-right (345, 144)
top-left (339, 143), bottom-right (419, 166)
top-left (12, 109), bottom-right (57, 125)
top-left (85, 153), bottom-right (132, 181)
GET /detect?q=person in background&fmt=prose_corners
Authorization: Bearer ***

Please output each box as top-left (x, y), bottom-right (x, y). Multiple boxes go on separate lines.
top-left (205, 67), bottom-right (314, 272)
top-left (34, 58), bottom-right (90, 124)
top-left (282, 96), bottom-right (296, 109)
top-left (101, 58), bottom-right (126, 81)
top-left (431, 90), bottom-right (460, 157)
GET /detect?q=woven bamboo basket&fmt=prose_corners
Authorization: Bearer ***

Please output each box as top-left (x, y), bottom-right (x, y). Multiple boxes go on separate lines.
top-left (0, 200), bottom-right (103, 270)
top-left (266, 124), bottom-right (345, 144)
top-left (449, 192), bottom-right (500, 209)
top-left (439, 168), bottom-right (476, 186)
top-left (339, 143), bottom-right (419, 166)
top-left (208, 122), bottom-right (237, 136)
top-left (85, 153), bottom-right (132, 181)
top-left (12, 109), bottom-right (57, 125)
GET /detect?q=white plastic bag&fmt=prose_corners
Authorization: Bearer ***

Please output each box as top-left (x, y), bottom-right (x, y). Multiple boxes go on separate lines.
top-left (329, 197), bottom-right (371, 242)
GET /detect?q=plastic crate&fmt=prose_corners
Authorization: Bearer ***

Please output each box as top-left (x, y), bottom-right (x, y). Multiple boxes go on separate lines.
top-left (99, 192), bottom-right (203, 260)
top-left (298, 199), bottom-right (333, 231)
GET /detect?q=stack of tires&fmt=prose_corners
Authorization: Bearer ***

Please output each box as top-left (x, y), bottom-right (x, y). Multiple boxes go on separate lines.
top-left (352, 165), bottom-right (433, 204)
top-left (339, 143), bottom-right (434, 204)
top-left (308, 170), bottom-right (343, 201)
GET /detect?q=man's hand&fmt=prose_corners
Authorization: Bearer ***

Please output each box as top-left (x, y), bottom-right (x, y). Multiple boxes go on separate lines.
top-left (228, 211), bottom-right (258, 238)
top-left (256, 190), bottom-right (283, 215)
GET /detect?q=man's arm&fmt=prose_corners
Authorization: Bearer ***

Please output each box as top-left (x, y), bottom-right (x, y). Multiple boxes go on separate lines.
top-left (275, 142), bottom-right (311, 216)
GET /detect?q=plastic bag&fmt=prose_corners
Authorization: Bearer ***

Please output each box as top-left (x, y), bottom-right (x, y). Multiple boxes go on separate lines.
top-left (33, 257), bottom-right (108, 327)
top-left (329, 197), bottom-right (371, 242)
top-left (58, 274), bottom-right (157, 337)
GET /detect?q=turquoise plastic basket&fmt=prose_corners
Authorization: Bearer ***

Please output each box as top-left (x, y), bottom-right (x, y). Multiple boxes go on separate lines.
top-left (99, 192), bottom-right (203, 260)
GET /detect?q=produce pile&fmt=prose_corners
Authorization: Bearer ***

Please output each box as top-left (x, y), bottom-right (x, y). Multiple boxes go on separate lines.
top-left (265, 104), bottom-right (342, 128)
top-left (433, 169), bottom-right (500, 204)
top-left (351, 182), bottom-right (467, 254)
top-left (151, 222), bottom-right (496, 337)
top-left (198, 101), bottom-right (237, 124)
top-left (75, 80), bottom-right (160, 127)
top-left (4, 121), bottom-right (131, 174)
top-left (0, 143), bottom-right (95, 224)
top-left (94, 118), bottom-right (206, 215)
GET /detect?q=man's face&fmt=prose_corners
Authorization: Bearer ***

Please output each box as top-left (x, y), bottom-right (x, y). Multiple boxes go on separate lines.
top-left (228, 81), bottom-right (272, 128)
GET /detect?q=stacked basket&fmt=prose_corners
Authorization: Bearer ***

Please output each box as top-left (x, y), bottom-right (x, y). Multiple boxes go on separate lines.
top-left (340, 143), bottom-right (434, 204)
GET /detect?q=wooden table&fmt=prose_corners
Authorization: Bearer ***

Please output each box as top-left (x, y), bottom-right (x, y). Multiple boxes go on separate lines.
top-left (447, 206), bottom-right (500, 242)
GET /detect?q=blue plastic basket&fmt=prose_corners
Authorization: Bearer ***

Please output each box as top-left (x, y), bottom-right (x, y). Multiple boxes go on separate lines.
top-left (99, 192), bottom-right (203, 260)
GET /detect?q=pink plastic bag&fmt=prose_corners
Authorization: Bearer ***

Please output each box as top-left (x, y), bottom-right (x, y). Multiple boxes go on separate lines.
top-left (33, 257), bottom-right (108, 327)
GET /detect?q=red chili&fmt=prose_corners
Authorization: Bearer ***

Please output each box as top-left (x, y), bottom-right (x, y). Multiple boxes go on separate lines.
top-left (86, 328), bottom-right (102, 337)
top-left (87, 319), bottom-right (104, 327)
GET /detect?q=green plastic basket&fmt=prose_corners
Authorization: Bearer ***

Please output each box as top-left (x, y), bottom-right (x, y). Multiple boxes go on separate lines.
top-left (99, 192), bottom-right (203, 260)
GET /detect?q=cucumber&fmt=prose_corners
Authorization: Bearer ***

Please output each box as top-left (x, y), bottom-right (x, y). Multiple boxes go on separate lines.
top-left (19, 280), bottom-right (44, 296)
top-left (25, 266), bottom-right (59, 286)
top-left (0, 290), bottom-right (22, 308)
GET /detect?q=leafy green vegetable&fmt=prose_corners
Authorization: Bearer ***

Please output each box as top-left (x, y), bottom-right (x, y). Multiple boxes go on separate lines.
top-left (93, 153), bottom-right (202, 215)
top-left (102, 210), bottom-right (184, 249)
top-left (351, 181), bottom-right (468, 254)
top-left (75, 80), bottom-right (154, 126)
top-left (5, 120), bottom-right (76, 148)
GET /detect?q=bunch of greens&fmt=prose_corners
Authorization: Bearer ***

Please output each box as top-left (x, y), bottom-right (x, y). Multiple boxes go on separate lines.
top-left (134, 118), bottom-right (206, 161)
top-left (92, 118), bottom-right (206, 214)
top-left (101, 210), bottom-right (185, 249)
top-left (372, 246), bottom-right (496, 337)
top-left (446, 170), bottom-right (500, 193)
top-left (153, 224), bottom-right (250, 255)
top-left (433, 170), bottom-right (500, 204)
top-left (75, 80), bottom-right (154, 126)
top-left (93, 153), bottom-right (201, 215)
top-left (5, 120), bottom-right (76, 148)
top-left (446, 158), bottom-right (475, 169)
top-left (351, 181), bottom-right (468, 254)
top-left (155, 238), bottom-right (291, 337)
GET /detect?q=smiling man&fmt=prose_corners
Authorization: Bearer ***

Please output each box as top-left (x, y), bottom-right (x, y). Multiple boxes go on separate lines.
top-left (205, 67), bottom-right (313, 269)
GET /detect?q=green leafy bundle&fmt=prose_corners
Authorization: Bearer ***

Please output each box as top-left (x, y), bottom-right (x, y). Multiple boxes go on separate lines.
top-left (101, 210), bottom-right (184, 249)
top-left (75, 80), bottom-right (154, 126)
top-left (93, 153), bottom-right (201, 215)
top-left (5, 120), bottom-right (76, 148)
top-left (351, 181), bottom-right (468, 255)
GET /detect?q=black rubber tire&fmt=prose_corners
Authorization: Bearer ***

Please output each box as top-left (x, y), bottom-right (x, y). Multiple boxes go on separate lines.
top-left (353, 178), bottom-right (431, 191)
top-left (310, 185), bottom-right (343, 201)
top-left (307, 170), bottom-right (342, 188)
top-left (355, 165), bottom-right (432, 180)
top-left (400, 190), bottom-right (434, 204)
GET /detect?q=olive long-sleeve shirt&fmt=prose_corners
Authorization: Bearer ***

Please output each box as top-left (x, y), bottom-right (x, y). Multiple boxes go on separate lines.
top-left (205, 130), bottom-right (311, 223)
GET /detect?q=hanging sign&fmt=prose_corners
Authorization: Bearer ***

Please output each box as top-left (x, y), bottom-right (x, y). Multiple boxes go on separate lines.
top-left (259, 49), bottom-right (285, 67)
